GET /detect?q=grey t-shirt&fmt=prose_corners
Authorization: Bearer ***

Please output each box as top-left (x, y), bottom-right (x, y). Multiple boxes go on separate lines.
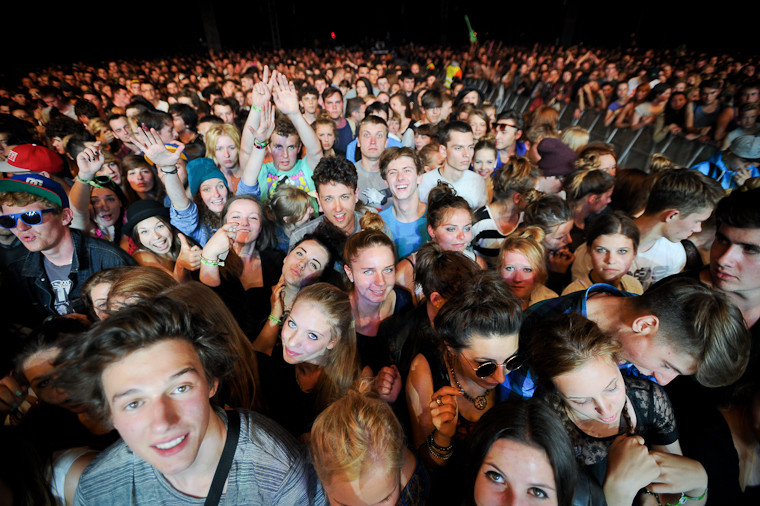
top-left (74, 409), bottom-right (325, 505)
top-left (43, 257), bottom-right (73, 315)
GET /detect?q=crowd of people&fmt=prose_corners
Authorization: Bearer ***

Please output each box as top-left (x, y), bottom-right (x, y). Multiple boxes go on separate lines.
top-left (0, 40), bottom-right (759, 505)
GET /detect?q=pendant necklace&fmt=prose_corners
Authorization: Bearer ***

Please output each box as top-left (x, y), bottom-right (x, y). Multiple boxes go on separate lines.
top-left (447, 352), bottom-right (491, 410)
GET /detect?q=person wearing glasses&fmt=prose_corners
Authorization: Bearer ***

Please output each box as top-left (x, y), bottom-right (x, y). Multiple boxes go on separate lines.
top-left (493, 110), bottom-right (527, 169)
top-left (0, 173), bottom-right (135, 324)
top-left (405, 270), bottom-right (524, 468)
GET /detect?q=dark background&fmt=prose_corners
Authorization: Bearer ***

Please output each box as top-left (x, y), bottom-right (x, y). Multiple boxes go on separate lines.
top-left (3, 1), bottom-right (756, 74)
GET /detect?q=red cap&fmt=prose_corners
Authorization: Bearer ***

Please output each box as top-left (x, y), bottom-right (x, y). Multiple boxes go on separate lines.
top-left (1, 144), bottom-right (64, 174)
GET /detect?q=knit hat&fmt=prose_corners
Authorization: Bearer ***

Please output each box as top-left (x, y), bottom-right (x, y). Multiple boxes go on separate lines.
top-left (0, 144), bottom-right (64, 173)
top-left (537, 138), bottom-right (578, 177)
top-left (187, 157), bottom-right (228, 196)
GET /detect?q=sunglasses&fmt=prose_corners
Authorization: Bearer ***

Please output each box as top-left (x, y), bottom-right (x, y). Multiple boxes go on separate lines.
top-left (87, 175), bottom-right (115, 189)
top-left (0, 209), bottom-right (57, 229)
top-left (462, 352), bottom-right (522, 378)
top-left (494, 123), bottom-right (519, 132)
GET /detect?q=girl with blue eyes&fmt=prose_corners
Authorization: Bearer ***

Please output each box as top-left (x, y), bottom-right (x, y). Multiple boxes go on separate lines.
top-left (396, 183), bottom-right (486, 299)
top-left (256, 282), bottom-right (361, 440)
top-left (564, 211), bottom-right (644, 295)
top-left (456, 399), bottom-right (578, 506)
top-left (526, 313), bottom-right (708, 506)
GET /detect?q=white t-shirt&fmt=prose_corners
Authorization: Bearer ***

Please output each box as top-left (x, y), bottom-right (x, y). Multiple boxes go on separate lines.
top-left (418, 168), bottom-right (486, 210)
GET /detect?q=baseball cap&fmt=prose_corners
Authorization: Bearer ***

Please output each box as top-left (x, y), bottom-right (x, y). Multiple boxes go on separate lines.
top-left (0, 174), bottom-right (70, 208)
top-left (0, 144), bottom-right (64, 174)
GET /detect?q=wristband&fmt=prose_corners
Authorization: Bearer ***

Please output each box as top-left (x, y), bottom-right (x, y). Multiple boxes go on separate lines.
top-left (251, 105), bottom-right (261, 112)
top-left (253, 138), bottom-right (268, 149)
top-left (665, 488), bottom-right (707, 506)
top-left (200, 254), bottom-right (225, 267)
top-left (160, 166), bottom-right (178, 175)
top-left (75, 175), bottom-right (92, 184)
top-left (267, 314), bottom-right (282, 325)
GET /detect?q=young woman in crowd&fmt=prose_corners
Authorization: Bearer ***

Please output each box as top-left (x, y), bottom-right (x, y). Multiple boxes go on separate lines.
top-left (199, 194), bottom-right (284, 334)
top-left (396, 183), bottom-right (487, 298)
top-left (405, 271), bottom-right (523, 467)
top-left (121, 154), bottom-right (166, 204)
top-left (498, 226), bottom-right (558, 310)
top-left (471, 140), bottom-right (498, 203)
top-left (124, 199), bottom-right (201, 280)
top-left (526, 313), bottom-right (709, 506)
top-left (455, 399), bottom-right (581, 506)
top-left (390, 92), bottom-right (415, 148)
top-left (256, 282), bottom-right (362, 440)
top-left (472, 155), bottom-right (540, 267)
top-left (204, 123), bottom-right (242, 193)
top-left (313, 118), bottom-right (341, 157)
top-left (71, 143), bottom-right (131, 252)
top-left (344, 224), bottom-right (414, 374)
top-left (565, 211), bottom-right (644, 295)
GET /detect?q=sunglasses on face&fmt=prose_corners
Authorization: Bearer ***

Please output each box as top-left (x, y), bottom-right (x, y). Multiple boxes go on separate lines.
top-left (462, 351), bottom-right (522, 378)
top-left (0, 209), bottom-right (57, 228)
top-left (494, 123), bottom-right (519, 132)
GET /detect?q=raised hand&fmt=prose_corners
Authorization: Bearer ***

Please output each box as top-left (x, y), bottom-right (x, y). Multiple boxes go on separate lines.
top-left (75, 142), bottom-right (104, 180)
top-left (271, 72), bottom-right (300, 116)
top-left (251, 66), bottom-right (272, 108)
top-left (428, 385), bottom-right (462, 443)
top-left (129, 125), bottom-right (185, 169)
top-left (248, 100), bottom-right (275, 143)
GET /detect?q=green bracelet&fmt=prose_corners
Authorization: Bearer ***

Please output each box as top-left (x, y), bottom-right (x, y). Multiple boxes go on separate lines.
top-left (200, 255), bottom-right (224, 267)
top-left (267, 314), bottom-right (282, 325)
top-left (251, 105), bottom-right (261, 112)
top-left (75, 175), bottom-right (92, 184)
top-left (665, 488), bottom-right (707, 506)
top-left (253, 138), bottom-right (268, 149)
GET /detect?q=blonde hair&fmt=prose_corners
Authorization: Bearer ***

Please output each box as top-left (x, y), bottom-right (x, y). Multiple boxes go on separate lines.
top-left (310, 379), bottom-right (405, 485)
top-left (265, 185), bottom-right (312, 234)
top-left (293, 283), bottom-right (361, 410)
top-left (560, 126), bottom-right (590, 153)
top-left (205, 123), bottom-right (241, 167)
top-left (498, 226), bottom-right (549, 284)
top-left (492, 155), bottom-right (540, 202)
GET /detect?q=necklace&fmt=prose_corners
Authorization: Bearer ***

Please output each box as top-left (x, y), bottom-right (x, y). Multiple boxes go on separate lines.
top-left (447, 353), bottom-right (492, 410)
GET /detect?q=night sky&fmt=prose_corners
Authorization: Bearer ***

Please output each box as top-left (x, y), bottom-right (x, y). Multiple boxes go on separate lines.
top-left (3, 1), bottom-right (757, 75)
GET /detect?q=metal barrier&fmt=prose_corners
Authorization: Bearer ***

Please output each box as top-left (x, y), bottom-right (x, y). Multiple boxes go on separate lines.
top-left (486, 85), bottom-right (719, 170)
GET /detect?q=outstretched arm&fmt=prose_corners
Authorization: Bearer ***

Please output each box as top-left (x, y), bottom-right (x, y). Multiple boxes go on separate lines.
top-left (272, 73), bottom-right (323, 169)
top-left (240, 65), bottom-right (273, 168)
top-left (71, 143), bottom-right (105, 231)
top-left (241, 100), bottom-right (275, 188)
top-left (129, 126), bottom-right (188, 210)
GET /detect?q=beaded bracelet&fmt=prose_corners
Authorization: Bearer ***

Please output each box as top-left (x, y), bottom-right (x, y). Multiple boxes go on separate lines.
top-left (200, 255), bottom-right (225, 267)
top-left (426, 431), bottom-right (453, 460)
top-left (428, 430), bottom-right (453, 452)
